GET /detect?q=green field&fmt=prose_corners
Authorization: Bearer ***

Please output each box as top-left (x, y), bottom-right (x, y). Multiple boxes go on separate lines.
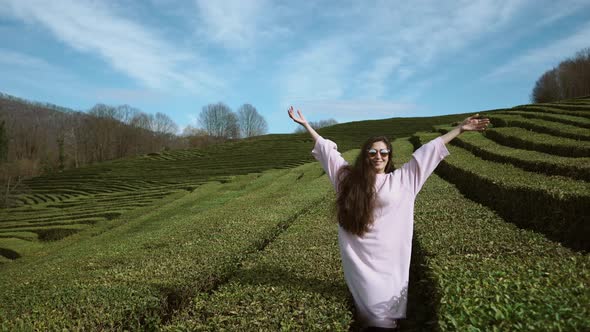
top-left (0, 98), bottom-right (589, 330)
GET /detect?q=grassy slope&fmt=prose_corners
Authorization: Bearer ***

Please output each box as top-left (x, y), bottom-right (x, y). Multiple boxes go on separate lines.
top-left (1, 97), bottom-right (589, 330)
top-left (0, 113), bottom-right (470, 260)
top-left (0, 162), bottom-right (335, 330)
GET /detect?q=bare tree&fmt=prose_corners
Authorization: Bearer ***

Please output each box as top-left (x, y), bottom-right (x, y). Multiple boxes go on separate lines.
top-left (238, 104), bottom-right (268, 137)
top-left (0, 92), bottom-right (192, 180)
top-left (181, 125), bottom-right (213, 148)
top-left (0, 119), bottom-right (7, 162)
top-left (531, 47), bottom-right (590, 103)
top-left (532, 68), bottom-right (561, 103)
top-left (199, 103), bottom-right (240, 139)
top-left (0, 160), bottom-right (30, 208)
top-left (181, 125), bottom-right (206, 137)
top-left (153, 112), bottom-right (179, 135)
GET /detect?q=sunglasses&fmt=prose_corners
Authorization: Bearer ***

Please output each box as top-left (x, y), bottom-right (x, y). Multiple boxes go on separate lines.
top-left (368, 148), bottom-right (390, 157)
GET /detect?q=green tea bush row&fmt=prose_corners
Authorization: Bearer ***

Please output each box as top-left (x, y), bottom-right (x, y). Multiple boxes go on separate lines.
top-left (163, 150), bottom-right (360, 331)
top-left (1, 188), bottom-right (182, 256)
top-left (483, 127), bottom-right (590, 157)
top-left (1, 211), bottom-right (122, 225)
top-left (555, 100), bottom-right (590, 105)
top-left (164, 193), bottom-right (353, 331)
top-left (514, 105), bottom-right (590, 118)
top-left (0, 161), bottom-right (333, 330)
top-left (0, 237), bottom-right (43, 258)
top-left (435, 126), bottom-right (590, 181)
top-left (394, 137), bottom-right (590, 330)
top-left (493, 110), bottom-right (590, 128)
top-left (539, 103), bottom-right (590, 112)
top-left (411, 132), bottom-right (590, 251)
top-left (0, 231), bottom-right (38, 241)
top-left (1, 113), bottom-right (468, 262)
top-left (487, 114), bottom-right (590, 141)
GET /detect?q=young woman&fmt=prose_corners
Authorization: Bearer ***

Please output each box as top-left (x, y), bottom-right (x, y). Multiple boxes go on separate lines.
top-left (288, 106), bottom-right (490, 331)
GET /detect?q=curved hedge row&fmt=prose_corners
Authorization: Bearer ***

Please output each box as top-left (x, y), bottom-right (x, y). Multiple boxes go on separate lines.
top-left (391, 137), bottom-right (590, 330)
top-left (164, 196), bottom-right (353, 331)
top-left (494, 110), bottom-right (590, 129)
top-left (487, 113), bottom-right (590, 141)
top-left (514, 105), bottom-right (590, 119)
top-left (412, 132), bottom-right (590, 251)
top-left (434, 126), bottom-right (590, 181)
top-left (484, 127), bottom-right (590, 157)
top-left (0, 161), bottom-right (336, 330)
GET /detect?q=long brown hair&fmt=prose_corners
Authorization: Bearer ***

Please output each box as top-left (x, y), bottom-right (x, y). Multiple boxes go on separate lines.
top-left (336, 136), bottom-right (395, 237)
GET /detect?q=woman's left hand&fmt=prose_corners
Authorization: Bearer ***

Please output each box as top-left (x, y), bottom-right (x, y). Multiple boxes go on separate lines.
top-left (459, 114), bottom-right (490, 132)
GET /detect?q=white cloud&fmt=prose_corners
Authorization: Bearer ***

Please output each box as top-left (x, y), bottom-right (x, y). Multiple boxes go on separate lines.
top-left (269, 99), bottom-right (418, 133)
top-left (0, 49), bottom-right (53, 69)
top-left (295, 100), bottom-right (418, 119)
top-left (2, 0), bottom-right (222, 92)
top-left (534, 0), bottom-right (590, 27)
top-left (359, 55), bottom-right (403, 99)
top-left (485, 21), bottom-right (590, 80)
top-left (0, 49), bottom-right (83, 94)
top-left (194, 0), bottom-right (287, 50)
top-left (275, 1), bottom-right (529, 117)
top-left (278, 39), bottom-right (356, 106)
top-left (93, 88), bottom-right (163, 103)
top-left (281, 1), bottom-right (529, 105)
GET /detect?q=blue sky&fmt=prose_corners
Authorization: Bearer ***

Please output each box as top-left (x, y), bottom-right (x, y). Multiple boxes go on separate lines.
top-left (1, 1), bottom-right (589, 134)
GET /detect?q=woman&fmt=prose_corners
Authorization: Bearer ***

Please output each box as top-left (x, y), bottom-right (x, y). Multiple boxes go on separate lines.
top-left (288, 106), bottom-right (490, 331)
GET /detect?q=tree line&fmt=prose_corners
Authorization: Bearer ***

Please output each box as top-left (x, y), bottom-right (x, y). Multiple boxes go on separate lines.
top-left (531, 47), bottom-right (590, 103)
top-left (293, 118), bottom-right (338, 133)
top-left (187, 102), bottom-right (267, 142)
top-left (0, 93), bottom-right (267, 206)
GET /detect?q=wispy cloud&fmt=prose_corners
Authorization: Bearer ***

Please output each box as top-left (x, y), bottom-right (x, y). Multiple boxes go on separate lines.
top-left (485, 21), bottom-right (590, 80)
top-left (2, 0), bottom-right (222, 92)
top-left (295, 100), bottom-right (418, 119)
top-left (194, 0), bottom-right (288, 50)
top-left (0, 49), bottom-right (55, 69)
top-left (0, 48), bottom-right (84, 95)
top-left (277, 1), bottom-right (526, 110)
top-left (534, 0), bottom-right (590, 27)
top-left (93, 88), bottom-right (163, 104)
top-left (359, 55), bottom-right (403, 100)
top-left (279, 39), bottom-right (356, 106)
top-left (269, 99), bottom-right (418, 134)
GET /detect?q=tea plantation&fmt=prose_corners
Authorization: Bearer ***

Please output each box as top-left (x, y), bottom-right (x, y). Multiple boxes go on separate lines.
top-left (0, 98), bottom-right (588, 330)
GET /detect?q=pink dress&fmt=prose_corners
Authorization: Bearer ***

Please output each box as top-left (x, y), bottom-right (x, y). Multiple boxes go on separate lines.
top-left (311, 136), bottom-right (450, 328)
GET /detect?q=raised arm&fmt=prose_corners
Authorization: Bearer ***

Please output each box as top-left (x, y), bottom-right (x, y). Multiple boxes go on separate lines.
top-left (399, 113), bottom-right (490, 196)
top-left (288, 106), bottom-right (347, 190)
top-left (288, 106), bottom-right (320, 142)
top-left (440, 113), bottom-right (490, 144)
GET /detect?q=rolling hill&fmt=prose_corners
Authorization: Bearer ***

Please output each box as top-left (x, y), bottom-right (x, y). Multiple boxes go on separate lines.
top-left (0, 98), bottom-right (588, 331)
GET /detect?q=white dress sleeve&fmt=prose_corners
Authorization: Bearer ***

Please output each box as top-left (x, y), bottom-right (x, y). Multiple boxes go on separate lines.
top-left (399, 136), bottom-right (450, 196)
top-left (311, 136), bottom-right (348, 191)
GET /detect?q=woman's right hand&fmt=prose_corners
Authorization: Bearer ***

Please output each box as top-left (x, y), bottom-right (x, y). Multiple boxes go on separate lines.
top-left (287, 106), bottom-right (308, 127)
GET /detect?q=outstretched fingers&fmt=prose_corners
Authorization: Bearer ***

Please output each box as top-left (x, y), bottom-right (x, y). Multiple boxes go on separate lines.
top-left (472, 117), bottom-right (490, 131)
top-left (461, 113), bottom-right (491, 131)
top-left (287, 106), bottom-right (307, 125)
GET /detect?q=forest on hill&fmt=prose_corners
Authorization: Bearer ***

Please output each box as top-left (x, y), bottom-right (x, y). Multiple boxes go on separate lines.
top-left (0, 94), bottom-right (272, 207)
top-left (531, 47), bottom-right (590, 103)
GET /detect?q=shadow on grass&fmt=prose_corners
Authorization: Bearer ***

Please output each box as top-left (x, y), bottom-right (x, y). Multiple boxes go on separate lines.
top-left (229, 264), bottom-right (351, 301)
top-left (200, 247), bottom-right (440, 332)
top-left (399, 238), bottom-right (440, 332)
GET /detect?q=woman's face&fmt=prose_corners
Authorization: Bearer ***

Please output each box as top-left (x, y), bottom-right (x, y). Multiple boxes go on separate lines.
top-left (368, 141), bottom-right (389, 174)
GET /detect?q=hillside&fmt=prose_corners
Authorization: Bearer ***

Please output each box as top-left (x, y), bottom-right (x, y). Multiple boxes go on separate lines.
top-left (0, 98), bottom-right (589, 330)
top-left (0, 112), bottom-right (469, 260)
top-left (0, 92), bottom-right (185, 179)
